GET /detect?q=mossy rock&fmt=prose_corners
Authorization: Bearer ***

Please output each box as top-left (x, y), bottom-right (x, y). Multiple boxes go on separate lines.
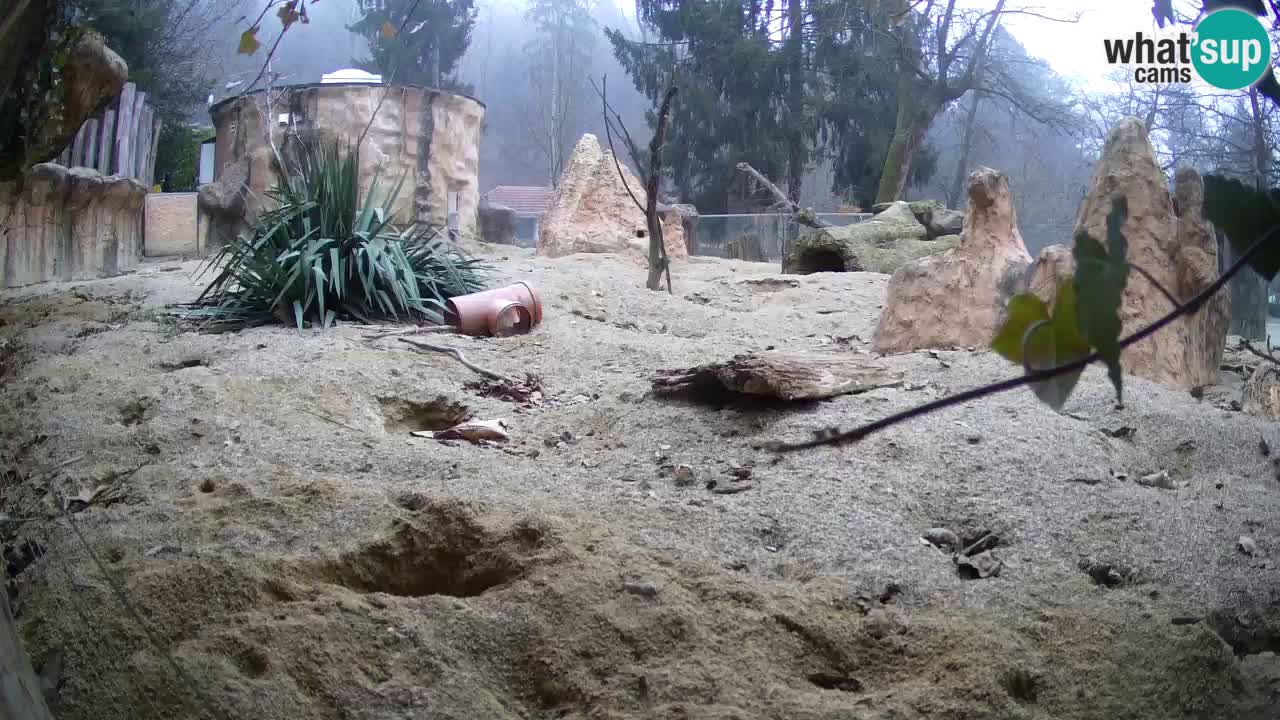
top-left (783, 223), bottom-right (958, 275)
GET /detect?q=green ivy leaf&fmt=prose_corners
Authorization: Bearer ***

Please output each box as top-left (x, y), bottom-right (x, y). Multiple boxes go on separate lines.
top-left (991, 284), bottom-right (1092, 411)
top-left (1202, 174), bottom-right (1280, 280)
top-left (238, 27), bottom-right (262, 55)
top-left (991, 293), bottom-right (1050, 365)
top-left (1074, 195), bottom-right (1129, 404)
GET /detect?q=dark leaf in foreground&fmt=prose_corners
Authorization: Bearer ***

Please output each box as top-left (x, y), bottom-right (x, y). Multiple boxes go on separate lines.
top-left (1074, 196), bottom-right (1129, 403)
top-left (1202, 174), bottom-right (1280, 280)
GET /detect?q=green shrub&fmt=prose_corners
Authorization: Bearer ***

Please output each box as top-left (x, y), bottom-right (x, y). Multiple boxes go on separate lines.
top-left (182, 142), bottom-right (488, 332)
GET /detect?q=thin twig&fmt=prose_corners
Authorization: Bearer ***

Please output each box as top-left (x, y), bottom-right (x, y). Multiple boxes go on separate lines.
top-left (397, 337), bottom-right (517, 383)
top-left (363, 325), bottom-right (458, 340)
top-left (771, 224), bottom-right (1280, 452)
top-left (1243, 339), bottom-right (1280, 367)
top-left (1130, 263), bottom-right (1179, 307)
top-left (592, 76), bottom-right (645, 215)
top-left (300, 408), bottom-right (366, 435)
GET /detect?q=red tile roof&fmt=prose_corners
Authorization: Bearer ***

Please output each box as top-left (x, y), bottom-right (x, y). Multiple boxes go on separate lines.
top-left (484, 185), bottom-right (554, 216)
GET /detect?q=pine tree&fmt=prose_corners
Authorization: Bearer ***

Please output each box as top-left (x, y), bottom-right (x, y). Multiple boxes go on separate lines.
top-left (349, 0), bottom-right (478, 89)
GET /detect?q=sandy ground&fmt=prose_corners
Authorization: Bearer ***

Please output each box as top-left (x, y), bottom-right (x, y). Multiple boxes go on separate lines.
top-left (2, 246), bottom-right (1280, 719)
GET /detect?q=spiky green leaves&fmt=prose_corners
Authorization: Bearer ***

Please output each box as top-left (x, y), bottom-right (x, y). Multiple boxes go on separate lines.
top-left (991, 195), bottom-right (1130, 410)
top-left (186, 141), bottom-right (489, 333)
top-left (1202, 174), bottom-right (1280, 280)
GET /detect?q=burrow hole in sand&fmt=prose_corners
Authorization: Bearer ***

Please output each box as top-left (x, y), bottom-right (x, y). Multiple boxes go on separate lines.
top-left (322, 503), bottom-right (547, 598)
top-left (376, 396), bottom-right (471, 434)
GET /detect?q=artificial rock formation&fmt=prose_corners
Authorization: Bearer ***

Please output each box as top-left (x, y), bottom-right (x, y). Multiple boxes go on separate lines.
top-left (1027, 119), bottom-right (1227, 390)
top-left (537, 134), bottom-right (686, 260)
top-left (872, 168), bottom-right (1032, 353)
top-left (1, 28), bottom-right (127, 181)
top-left (208, 85), bottom-right (483, 238)
top-left (871, 199), bottom-right (964, 240)
top-left (783, 201), bottom-right (958, 275)
top-left (0, 163), bottom-right (145, 287)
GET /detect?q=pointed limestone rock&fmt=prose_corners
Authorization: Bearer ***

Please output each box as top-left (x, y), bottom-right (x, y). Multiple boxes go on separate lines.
top-left (871, 168), bottom-right (1032, 353)
top-left (536, 134), bottom-right (687, 260)
top-left (1027, 119), bottom-right (1227, 390)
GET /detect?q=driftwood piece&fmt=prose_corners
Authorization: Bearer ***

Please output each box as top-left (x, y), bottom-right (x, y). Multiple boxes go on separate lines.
top-left (652, 351), bottom-right (904, 401)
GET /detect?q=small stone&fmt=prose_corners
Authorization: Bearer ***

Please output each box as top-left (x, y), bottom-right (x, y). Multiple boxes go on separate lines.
top-left (367, 594), bottom-right (388, 609)
top-left (143, 545), bottom-right (179, 558)
top-left (864, 607), bottom-right (904, 639)
top-left (659, 444), bottom-right (672, 451)
top-left (921, 527), bottom-right (960, 551)
top-left (1135, 470), bottom-right (1174, 489)
top-left (674, 464), bottom-right (695, 486)
top-left (622, 580), bottom-right (659, 598)
top-left (1238, 536), bottom-right (1258, 557)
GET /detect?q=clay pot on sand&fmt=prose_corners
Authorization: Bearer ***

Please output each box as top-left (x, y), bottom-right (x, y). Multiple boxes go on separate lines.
top-left (445, 282), bottom-right (543, 337)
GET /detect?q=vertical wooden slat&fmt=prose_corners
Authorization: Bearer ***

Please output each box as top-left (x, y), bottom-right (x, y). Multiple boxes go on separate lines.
top-left (70, 124), bottom-right (87, 167)
top-left (133, 107), bottom-right (148, 181)
top-left (130, 91), bottom-right (147, 180)
top-left (84, 118), bottom-right (99, 171)
top-left (97, 106), bottom-right (116, 175)
top-left (113, 83), bottom-right (135, 176)
top-left (146, 115), bottom-right (162, 187)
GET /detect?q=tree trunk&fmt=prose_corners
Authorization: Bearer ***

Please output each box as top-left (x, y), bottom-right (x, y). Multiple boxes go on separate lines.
top-left (645, 85), bottom-right (679, 292)
top-left (875, 93), bottom-right (936, 204)
top-left (784, 0), bottom-right (806, 204)
top-left (1222, 229), bottom-right (1268, 340)
top-left (947, 90), bottom-right (982, 208)
top-left (946, 51), bottom-right (987, 208)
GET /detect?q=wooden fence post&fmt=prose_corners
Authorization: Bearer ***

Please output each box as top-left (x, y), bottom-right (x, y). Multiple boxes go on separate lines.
top-left (97, 105), bottom-right (115, 176)
top-left (113, 83), bottom-right (135, 176)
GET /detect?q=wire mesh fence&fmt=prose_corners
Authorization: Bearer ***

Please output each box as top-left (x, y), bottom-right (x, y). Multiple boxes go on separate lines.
top-left (691, 213), bottom-right (873, 262)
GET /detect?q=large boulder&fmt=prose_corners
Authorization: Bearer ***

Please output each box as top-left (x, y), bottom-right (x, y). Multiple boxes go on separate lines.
top-left (478, 200), bottom-right (517, 245)
top-left (537, 134), bottom-right (686, 260)
top-left (782, 201), bottom-right (956, 274)
top-left (871, 199), bottom-right (964, 240)
top-left (1026, 120), bottom-right (1228, 391)
top-left (872, 168), bottom-right (1033, 353)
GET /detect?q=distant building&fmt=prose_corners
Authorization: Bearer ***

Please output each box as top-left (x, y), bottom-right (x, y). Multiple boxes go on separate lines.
top-left (482, 185), bottom-right (554, 247)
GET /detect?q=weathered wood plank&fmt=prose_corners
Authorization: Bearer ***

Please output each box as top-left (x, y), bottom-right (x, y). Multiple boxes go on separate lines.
top-left (84, 118), bottom-right (99, 172)
top-left (70, 123), bottom-right (87, 167)
top-left (146, 114), bottom-right (162, 187)
top-left (128, 90), bottom-right (146, 180)
top-left (134, 106), bottom-right (149, 180)
top-left (113, 83), bottom-right (135, 176)
top-left (97, 106), bottom-right (116, 175)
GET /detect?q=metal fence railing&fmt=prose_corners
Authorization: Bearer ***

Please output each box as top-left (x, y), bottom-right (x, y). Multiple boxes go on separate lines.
top-left (692, 213), bottom-right (872, 262)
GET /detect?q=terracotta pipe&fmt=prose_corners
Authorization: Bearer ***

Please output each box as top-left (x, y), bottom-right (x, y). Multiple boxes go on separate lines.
top-left (444, 282), bottom-right (543, 337)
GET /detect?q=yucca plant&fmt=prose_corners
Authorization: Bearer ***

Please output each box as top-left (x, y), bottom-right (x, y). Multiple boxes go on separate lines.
top-left (179, 141), bottom-right (489, 332)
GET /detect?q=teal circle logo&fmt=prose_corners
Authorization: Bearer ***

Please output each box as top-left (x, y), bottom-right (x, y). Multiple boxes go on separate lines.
top-left (1192, 8), bottom-right (1272, 90)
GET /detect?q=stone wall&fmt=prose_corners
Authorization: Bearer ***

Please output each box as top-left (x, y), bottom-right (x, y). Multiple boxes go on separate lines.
top-left (143, 192), bottom-right (210, 256)
top-left (0, 163), bottom-right (145, 288)
top-left (204, 83), bottom-right (485, 247)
